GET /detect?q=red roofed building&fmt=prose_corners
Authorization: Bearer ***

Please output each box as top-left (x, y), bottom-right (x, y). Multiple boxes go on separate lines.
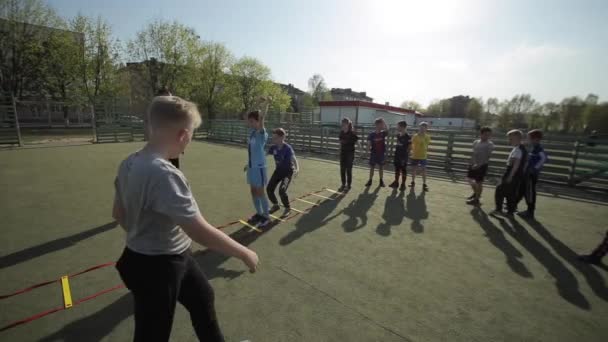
top-left (319, 101), bottom-right (424, 126)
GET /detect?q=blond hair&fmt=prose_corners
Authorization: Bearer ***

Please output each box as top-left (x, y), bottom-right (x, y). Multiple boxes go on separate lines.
top-left (148, 96), bottom-right (202, 131)
top-left (506, 129), bottom-right (523, 138)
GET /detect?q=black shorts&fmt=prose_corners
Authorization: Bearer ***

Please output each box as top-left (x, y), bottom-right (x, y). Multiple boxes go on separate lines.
top-left (394, 158), bottom-right (408, 172)
top-left (467, 164), bottom-right (488, 182)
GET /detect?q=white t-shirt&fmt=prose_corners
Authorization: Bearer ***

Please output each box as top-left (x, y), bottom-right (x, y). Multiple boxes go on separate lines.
top-left (507, 146), bottom-right (522, 166)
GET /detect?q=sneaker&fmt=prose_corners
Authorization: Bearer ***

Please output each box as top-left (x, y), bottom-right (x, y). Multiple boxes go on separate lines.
top-left (467, 193), bottom-right (476, 200)
top-left (578, 254), bottom-right (602, 265)
top-left (399, 183), bottom-right (406, 192)
top-left (281, 207), bottom-right (291, 218)
top-left (410, 181), bottom-right (415, 188)
top-left (338, 185), bottom-right (346, 192)
top-left (270, 204), bottom-right (281, 213)
top-left (389, 180), bottom-right (399, 188)
top-left (466, 198), bottom-right (480, 206)
top-left (379, 179), bottom-right (386, 187)
top-left (423, 184), bottom-right (429, 192)
top-left (516, 210), bottom-right (535, 219)
top-left (256, 216), bottom-right (271, 228)
top-left (490, 209), bottom-right (503, 217)
top-left (247, 214), bottom-right (261, 225)
top-left (505, 211), bottom-right (515, 218)
top-left (345, 185), bottom-right (351, 191)
top-left (365, 179), bottom-right (372, 187)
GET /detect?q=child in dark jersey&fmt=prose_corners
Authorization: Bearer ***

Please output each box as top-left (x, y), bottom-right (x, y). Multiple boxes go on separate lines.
top-left (389, 121), bottom-right (411, 192)
top-left (338, 117), bottom-right (359, 191)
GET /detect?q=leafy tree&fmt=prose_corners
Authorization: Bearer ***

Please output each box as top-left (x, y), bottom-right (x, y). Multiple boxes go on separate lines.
top-left (229, 56), bottom-right (271, 113)
top-left (70, 14), bottom-right (124, 106)
top-left (193, 42), bottom-right (233, 120)
top-left (465, 97), bottom-right (483, 122)
top-left (400, 100), bottom-right (422, 111)
top-left (0, 0), bottom-right (63, 97)
top-left (126, 19), bottom-right (201, 98)
top-left (308, 74), bottom-right (330, 103)
top-left (560, 96), bottom-right (585, 132)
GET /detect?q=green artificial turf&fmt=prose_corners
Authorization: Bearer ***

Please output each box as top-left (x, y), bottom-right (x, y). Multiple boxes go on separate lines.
top-left (0, 141), bottom-right (607, 342)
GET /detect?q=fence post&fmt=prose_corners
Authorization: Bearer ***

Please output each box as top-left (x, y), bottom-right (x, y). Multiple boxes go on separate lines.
top-left (11, 95), bottom-right (23, 147)
top-left (567, 140), bottom-right (581, 186)
top-left (308, 123), bottom-right (312, 152)
top-left (230, 121), bottom-right (234, 142)
top-left (91, 105), bottom-right (97, 143)
top-left (320, 124), bottom-right (324, 154)
top-left (445, 132), bottom-right (454, 171)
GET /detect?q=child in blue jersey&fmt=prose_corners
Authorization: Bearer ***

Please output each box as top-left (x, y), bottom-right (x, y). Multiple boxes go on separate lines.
top-left (517, 129), bottom-right (547, 219)
top-left (244, 98), bottom-right (272, 227)
top-left (267, 128), bottom-right (300, 217)
top-left (365, 118), bottom-right (388, 187)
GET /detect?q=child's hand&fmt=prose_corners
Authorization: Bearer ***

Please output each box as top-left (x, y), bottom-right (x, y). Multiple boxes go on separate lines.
top-left (293, 169), bottom-right (299, 178)
top-left (241, 249), bottom-right (259, 273)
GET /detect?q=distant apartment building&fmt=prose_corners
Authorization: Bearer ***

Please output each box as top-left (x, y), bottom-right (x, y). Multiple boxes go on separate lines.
top-left (330, 88), bottom-right (373, 102)
top-left (278, 83), bottom-right (306, 112)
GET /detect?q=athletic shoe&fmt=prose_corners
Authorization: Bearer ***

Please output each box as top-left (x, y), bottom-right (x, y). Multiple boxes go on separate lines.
top-left (399, 183), bottom-right (406, 192)
top-left (379, 179), bottom-right (386, 187)
top-left (466, 198), bottom-right (480, 206)
top-left (345, 185), bottom-right (352, 191)
top-left (389, 180), bottom-right (399, 188)
top-left (505, 212), bottom-right (515, 218)
top-left (490, 209), bottom-right (503, 217)
top-left (467, 193), bottom-right (476, 200)
top-left (410, 181), bottom-right (415, 188)
top-left (517, 210), bottom-right (535, 219)
top-left (256, 216), bottom-right (271, 228)
top-left (338, 185), bottom-right (346, 192)
top-left (247, 214), bottom-right (261, 225)
top-left (270, 204), bottom-right (281, 213)
top-left (281, 207), bottom-right (291, 218)
top-left (423, 184), bottom-right (429, 192)
top-left (578, 254), bottom-right (602, 265)
top-left (365, 179), bottom-right (372, 187)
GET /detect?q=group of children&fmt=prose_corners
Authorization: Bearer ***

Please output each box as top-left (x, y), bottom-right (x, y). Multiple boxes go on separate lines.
top-left (464, 127), bottom-right (547, 219)
top-left (339, 117), bottom-right (431, 192)
top-left (111, 93), bottom-right (603, 341)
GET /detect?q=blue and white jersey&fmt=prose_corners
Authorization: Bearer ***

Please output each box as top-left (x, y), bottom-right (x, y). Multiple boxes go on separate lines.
top-left (526, 144), bottom-right (547, 174)
top-left (248, 128), bottom-right (269, 168)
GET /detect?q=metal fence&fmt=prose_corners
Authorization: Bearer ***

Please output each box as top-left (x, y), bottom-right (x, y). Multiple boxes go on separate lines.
top-left (94, 119), bottom-right (608, 191)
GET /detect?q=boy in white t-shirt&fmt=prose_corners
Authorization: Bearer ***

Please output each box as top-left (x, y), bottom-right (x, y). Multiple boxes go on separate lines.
top-left (491, 129), bottom-right (528, 216)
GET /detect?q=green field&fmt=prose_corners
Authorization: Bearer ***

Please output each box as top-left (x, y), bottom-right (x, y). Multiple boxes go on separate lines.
top-left (1, 141), bottom-right (607, 342)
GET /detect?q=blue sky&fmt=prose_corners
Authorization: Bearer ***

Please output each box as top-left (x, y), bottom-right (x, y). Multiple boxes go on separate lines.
top-left (48, 0), bottom-right (608, 106)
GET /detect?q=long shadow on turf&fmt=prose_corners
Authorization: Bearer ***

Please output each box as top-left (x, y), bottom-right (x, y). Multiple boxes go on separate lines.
top-left (0, 221), bottom-right (118, 269)
top-left (496, 216), bottom-right (591, 310)
top-left (376, 189), bottom-right (406, 236)
top-left (194, 221), bottom-right (281, 279)
top-left (470, 208), bottom-right (532, 278)
top-left (36, 224), bottom-right (276, 342)
top-left (342, 186), bottom-right (381, 233)
top-left (405, 188), bottom-right (428, 233)
top-left (280, 193), bottom-right (345, 245)
top-left (527, 221), bottom-right (608, 302)
top-left (38, 293), bottom-right (133, 342)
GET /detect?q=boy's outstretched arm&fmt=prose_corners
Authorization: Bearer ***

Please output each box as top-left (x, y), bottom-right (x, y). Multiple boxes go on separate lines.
top-left (181, 214), bottom-right (259, 272)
